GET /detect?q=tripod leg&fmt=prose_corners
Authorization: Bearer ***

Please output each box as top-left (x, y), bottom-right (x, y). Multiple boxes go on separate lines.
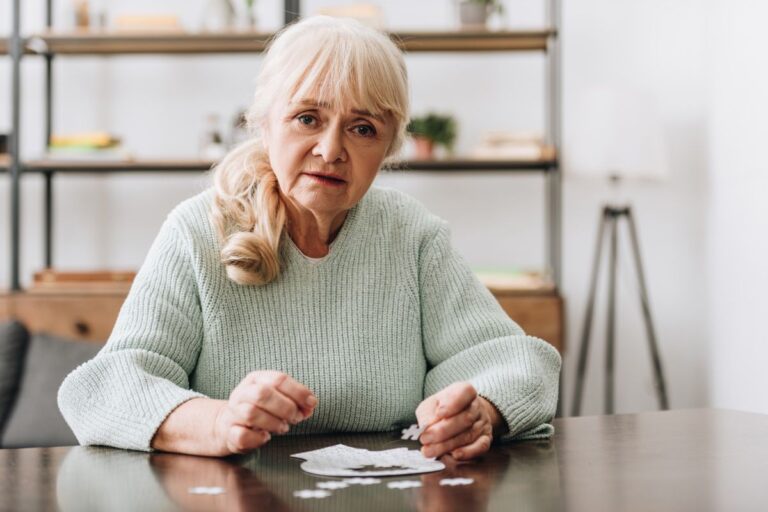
top-left (571, 208), bottom-right (609, 416)
top-left (605, 213), bottom-right (619, 414)
top-left (625, 209), bottom-right (670, 409)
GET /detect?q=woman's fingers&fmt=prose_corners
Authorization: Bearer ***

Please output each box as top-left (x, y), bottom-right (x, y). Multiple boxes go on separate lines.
top-left (421, 418), bottom-right (488, 458)
top-left (451, 433), bottom-right (492, 461)
top-left (416, 381), bottom-right (478, 429)
top-left (432, 381), bottom-right (477, 421)
top-left (235, 383), bottom-right (303, 424)
top-left (233, 372), bottom-right (317, 425)
top-left (420, 401), bottom-right (481, 445)
top-left (226, 425), bottom-right (271, 454)
top-left (231, 402), bottom-right (290, 434)
top-left (250, 371), bottom-right (318, 417)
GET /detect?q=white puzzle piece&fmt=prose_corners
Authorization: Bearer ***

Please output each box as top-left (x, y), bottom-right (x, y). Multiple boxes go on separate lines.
top-left (316, 481), bottom-right (350, 490)
top-left (439, 477), bottom-right (474, 486)
top-left (401, 423), bottom-right (424, 441)
top-left (293, 489), bottom-right (332, 499)
top-left (187, 486), bottom-right (225, 495)
top-left (342, 477), bottom-right (381, 485)
top-left (291, 444), bottom-right (445, 477)
top-left (387, 480), bottom-right (423, 489)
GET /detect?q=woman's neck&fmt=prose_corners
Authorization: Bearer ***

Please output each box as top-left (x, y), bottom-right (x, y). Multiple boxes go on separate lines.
top-left (285, 205), bottom-right (348, 258)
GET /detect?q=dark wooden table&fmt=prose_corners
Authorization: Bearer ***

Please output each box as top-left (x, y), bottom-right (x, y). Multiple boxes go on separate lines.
top-left (1, 409), bottom-right (767, 511)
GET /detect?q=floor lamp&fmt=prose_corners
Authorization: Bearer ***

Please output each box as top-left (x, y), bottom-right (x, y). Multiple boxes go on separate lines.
top-left (566, 85), bottom-right (670, 415)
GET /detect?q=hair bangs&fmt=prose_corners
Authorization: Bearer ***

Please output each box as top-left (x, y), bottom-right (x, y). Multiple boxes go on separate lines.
top-left (283, 28), bottom-right (406, 123)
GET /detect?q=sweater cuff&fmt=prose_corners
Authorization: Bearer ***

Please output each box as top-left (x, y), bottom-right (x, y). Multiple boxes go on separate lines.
top-left (479, 389), bottom-right (555, 443)
top-left (58, 351), bottom-right (207, 452)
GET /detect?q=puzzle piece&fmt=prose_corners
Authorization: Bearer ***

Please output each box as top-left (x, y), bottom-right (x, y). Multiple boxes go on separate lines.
top-left (187, 486), bottom-right (225, 495)
top-left (439, 478), bottom-right (474, 486)
top-left (387, 480), bottom-right (422, 489)
top-left (342, 477), bottom-right (382, 485)
top-left (316, 481), bottom-right (349, 490)
top-left (401, 423), bottom-right (424, 441)
top-left (293, 489), bottom-right (332, 499)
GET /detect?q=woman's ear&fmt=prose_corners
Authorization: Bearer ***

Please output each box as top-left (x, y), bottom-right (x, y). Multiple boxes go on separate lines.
top-left (260, 120), bottom-right (270, 152)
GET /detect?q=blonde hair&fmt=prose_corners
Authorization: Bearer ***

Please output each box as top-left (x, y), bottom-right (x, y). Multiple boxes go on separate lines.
top-left (212, 15), bottom-right (410, 285)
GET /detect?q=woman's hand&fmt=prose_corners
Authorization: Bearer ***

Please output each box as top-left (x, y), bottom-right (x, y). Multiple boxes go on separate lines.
top-left (415, 382), bottom-right (505, 461)
top-left (213, 371), bottom-right (317, 455)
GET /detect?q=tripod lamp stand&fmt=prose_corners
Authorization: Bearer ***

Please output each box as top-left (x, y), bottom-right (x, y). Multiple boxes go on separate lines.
top-left (566, 85), bottom-right (671, 415)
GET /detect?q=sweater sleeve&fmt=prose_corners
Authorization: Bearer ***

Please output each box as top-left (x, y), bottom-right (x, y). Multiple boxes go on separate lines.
top-left (57, 215), bottom-right (207, 451)
top-left (420, 223), bottom-right (561, 441)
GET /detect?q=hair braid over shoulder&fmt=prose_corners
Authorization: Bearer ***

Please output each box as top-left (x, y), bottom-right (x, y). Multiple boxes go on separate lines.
top-left (212, 139), bottom-right (286, 285)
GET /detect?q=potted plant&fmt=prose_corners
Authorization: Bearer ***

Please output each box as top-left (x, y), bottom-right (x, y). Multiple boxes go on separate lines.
top-left (407, 113), bottom-right (457, 160)
top-left (240, 0), bottom-right (258, 29)
top-left (458, 0), bottom-right (503, 29)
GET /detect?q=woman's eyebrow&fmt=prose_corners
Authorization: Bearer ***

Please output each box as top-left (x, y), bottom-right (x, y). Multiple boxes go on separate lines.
top-left (293, 98), bottom-right (384, 122)
top-left (351, 109), bottom-right (384, 122)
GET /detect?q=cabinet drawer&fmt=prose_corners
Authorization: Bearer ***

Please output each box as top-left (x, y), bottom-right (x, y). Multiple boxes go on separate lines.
top-left (1, 293), bottom-right (127, 344)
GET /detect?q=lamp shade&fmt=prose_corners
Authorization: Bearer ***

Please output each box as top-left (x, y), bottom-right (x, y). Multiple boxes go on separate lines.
top-left (566, 85), bottom-right (669, 180)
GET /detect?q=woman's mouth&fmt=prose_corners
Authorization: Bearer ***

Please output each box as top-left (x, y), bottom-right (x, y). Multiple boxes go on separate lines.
top-left (304, 172), bottom-right (347, 187)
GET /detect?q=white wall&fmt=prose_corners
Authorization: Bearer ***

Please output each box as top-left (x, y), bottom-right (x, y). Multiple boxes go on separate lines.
top-left (707, 0), bottom-right (768, 414)
top-left (1, 0), bottom-right (712, 415)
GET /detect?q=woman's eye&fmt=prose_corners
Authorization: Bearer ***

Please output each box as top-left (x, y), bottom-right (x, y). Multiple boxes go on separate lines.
top-left (297, 114), bottom-right (316, 126)
top-left (353, 125), bottom-right (377, 137)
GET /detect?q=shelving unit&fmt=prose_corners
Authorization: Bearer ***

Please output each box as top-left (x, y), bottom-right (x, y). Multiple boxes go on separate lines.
top-left (1, 153), bottom-right (556, 173)
top-left (5, 1), bottom-right (562, 298)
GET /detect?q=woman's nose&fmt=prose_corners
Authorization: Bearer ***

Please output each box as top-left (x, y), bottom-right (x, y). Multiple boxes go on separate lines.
top-left (312, 126), bottom-right (347, 163)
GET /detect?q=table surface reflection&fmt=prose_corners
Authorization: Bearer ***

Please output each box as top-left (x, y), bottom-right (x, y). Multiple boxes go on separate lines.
top-left (2, 409), bottom-right (768, 512)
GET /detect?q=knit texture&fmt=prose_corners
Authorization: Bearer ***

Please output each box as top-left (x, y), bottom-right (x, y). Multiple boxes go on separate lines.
top-left (58, 186), bottom-right (561, 452)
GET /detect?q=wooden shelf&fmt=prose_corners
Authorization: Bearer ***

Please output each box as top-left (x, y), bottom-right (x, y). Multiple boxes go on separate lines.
top-left (394, 29), bottom-right (553, 53)
top-left (0, 153), bottom-right (557, 174)
top-left (1, 29), bottom-right (554, 56)
top-left (22, 158), bottom-right (216, 173)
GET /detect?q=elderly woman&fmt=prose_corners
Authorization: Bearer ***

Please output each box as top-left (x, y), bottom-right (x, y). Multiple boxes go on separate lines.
top-left (58, 16), bottom-right (560, 461)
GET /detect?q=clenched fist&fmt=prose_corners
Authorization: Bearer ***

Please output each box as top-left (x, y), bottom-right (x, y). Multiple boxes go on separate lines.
top-left (213, 371), bottom-right (317, 455)
top-left (416, 382), bottom-right (505, 461)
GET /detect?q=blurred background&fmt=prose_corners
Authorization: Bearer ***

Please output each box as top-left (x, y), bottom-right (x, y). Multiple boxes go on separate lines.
top-left (1, 0), bottom-right (765, 418)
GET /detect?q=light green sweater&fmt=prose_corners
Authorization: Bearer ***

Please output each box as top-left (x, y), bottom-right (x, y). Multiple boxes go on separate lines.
top-left (58, 187), bottom-right (561, 452)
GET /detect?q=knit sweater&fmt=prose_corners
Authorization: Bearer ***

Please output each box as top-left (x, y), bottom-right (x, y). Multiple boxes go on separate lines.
top-left (58, 186), bottom-right (561, 452)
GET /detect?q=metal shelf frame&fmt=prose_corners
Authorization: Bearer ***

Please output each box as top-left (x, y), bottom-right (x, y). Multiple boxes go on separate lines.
top-left (6, 0), bottom-right (561, 293)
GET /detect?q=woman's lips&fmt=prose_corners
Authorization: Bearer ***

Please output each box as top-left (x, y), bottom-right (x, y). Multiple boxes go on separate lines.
top-left (304, 172), bottom-right (347, 187)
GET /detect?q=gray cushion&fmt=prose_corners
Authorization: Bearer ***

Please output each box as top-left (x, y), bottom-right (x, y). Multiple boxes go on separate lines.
top-left (0, 321), bottom-right (29, 435)
top-left (1, 333), bottom-right (101, 448)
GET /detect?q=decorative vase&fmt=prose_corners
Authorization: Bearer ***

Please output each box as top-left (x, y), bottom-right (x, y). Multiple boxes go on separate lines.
top-left (413, 136), bottom-right (435, 160)
top-left (201, 0), bottom-right (236, 31)
top-left (458, 1), bottom-right (490, 29)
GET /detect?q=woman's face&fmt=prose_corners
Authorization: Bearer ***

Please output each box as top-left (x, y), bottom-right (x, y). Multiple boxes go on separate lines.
top-left (262, 95), bottom-right (396, 218)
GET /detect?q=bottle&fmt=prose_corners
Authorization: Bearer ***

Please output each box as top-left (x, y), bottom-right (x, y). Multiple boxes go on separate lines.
top-left (229, 109), bottom-right (249, 147)
top-left (201, 114), bottom-right (227, 162)
top-left (72, 0), bottom-right (90, 29)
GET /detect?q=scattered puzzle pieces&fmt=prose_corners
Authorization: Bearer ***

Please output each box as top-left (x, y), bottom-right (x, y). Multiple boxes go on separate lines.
top-left (293, 489), bottom-right (332, 499)
top-left (387, 480), bottom-right (422, 489)
top-left (439, 478), bottom-right (474, 486)
top-left (187, 486), bottom-right (225, 495)
top-left (316, 481), bottom-right (350, 490)
top-left (401, 423), bottom-right (424, 441)
top-left (291, 444), bottom-right (444, 477)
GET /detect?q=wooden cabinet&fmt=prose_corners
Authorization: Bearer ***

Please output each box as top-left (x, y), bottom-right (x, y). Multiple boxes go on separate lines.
top-left (494, 293), bottom-right (564, 352)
